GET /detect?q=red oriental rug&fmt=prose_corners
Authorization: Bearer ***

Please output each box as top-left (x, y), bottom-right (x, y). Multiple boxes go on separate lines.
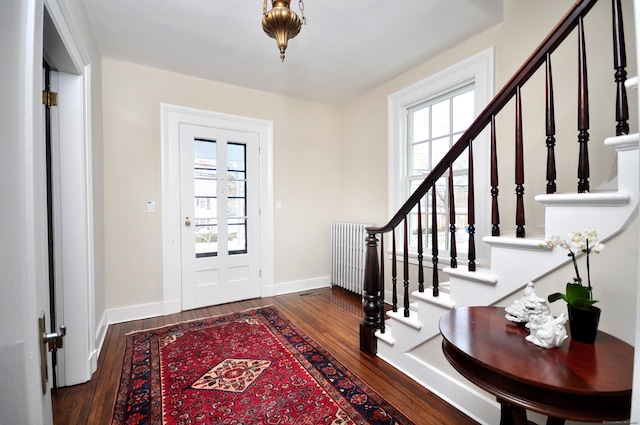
top-left (112, 306), bottom-right (414, 425)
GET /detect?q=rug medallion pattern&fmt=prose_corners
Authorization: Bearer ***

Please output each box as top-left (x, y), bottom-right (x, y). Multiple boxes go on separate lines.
top-left (112, 306), bottom-right (413, 424)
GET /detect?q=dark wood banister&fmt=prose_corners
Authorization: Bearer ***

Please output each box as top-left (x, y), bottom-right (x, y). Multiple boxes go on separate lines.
top-left (360, 0), bottom-right (626, 356)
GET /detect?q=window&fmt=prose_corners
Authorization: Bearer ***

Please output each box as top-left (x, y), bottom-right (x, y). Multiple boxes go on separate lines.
top-left (408, 87), bottom-right (475, 254)
top-left (388, 48), bottom-right (494, 266)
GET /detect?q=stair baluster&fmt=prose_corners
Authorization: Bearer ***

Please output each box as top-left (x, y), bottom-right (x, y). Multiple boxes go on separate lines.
top-left (448, 165), bottom-right (458, 272)
top-left (515, 86), bottom-right (526, 238)
top-left (417, 202), bottom-right (425, 293)
top-left (467, 141), bottom-right (477, 270)
top-left (490, 115), bottom-right (500, 236)
top-left (392, 229), bottom-right (398, 312)
top-left (612, 0), bottom-right (629, 136)
top-left (431, 187), bottom-right (440, 293)
top-left (379, 234), bottom-right (385, 333)
top-left (403, 218), bottom-right (410, 317)
top-left (577, 16), bottom-right (591, 193)
top-left (545, 53), bottom-right (558, 194)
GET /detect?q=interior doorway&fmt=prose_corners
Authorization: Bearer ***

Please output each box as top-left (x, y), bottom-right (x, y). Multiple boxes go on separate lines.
top-left (43, 3), bottom-right (96, 388)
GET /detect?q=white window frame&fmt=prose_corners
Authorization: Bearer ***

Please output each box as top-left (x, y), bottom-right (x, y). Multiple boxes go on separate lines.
top-left (388, 47), bottom-right (494, 267)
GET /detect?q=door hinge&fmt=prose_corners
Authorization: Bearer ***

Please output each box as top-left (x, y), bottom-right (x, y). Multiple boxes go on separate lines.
top-left (42, 90), bottom-right (58, 107)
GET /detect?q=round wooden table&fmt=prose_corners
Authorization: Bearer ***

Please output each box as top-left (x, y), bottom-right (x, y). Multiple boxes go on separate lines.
top-left (439, 307), bottom-right (633, 425)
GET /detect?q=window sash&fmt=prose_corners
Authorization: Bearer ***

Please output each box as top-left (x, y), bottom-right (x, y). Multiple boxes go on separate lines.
top-left (406, 85), bottom-right (474, 256)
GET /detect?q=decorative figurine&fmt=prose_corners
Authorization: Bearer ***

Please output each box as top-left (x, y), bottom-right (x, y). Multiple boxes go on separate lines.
top-left (505, 282), bottom-right (546, 324)
top-left (505, 282), bottom-right (568, 348)
top-left (525, 311), bottom-right (568, 348)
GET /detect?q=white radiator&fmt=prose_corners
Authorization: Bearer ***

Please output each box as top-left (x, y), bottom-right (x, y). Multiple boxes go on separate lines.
top-left (331, 222), bottom-right (369, 294)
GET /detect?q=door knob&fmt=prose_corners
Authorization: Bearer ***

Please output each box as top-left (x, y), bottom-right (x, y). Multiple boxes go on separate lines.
top-left (185, 217), bottom-right (191, 226)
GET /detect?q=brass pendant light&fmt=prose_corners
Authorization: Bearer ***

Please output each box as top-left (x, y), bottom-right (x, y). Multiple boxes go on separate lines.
top-left (262, 0), bottom-right (306, 62)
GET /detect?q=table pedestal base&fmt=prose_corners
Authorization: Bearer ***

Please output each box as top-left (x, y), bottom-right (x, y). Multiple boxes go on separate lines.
top-left (498, 399), bottom-right (565, 425)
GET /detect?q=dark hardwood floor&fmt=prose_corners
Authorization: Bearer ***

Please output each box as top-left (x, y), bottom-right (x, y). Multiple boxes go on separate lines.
top-left (52, 287), bottom-right (479, 424)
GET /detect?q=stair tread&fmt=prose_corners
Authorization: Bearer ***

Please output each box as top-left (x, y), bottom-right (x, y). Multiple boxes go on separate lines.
top-left (535, 191), bottom-right (631, 206)
top-left (443, 266), bottom-right (498, 285)
top-left (387, 310), bottom-right (422, 330)
top-left (605, 132), bottom-right (639, 150)
top-left (413, 290), bottom-right (456, 309)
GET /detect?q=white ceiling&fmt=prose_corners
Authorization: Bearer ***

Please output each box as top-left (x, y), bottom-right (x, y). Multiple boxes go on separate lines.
top-left (81, 0), bottom-right (503, 105)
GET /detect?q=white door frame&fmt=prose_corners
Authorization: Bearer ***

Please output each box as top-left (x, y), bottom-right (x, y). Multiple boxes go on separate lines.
top-left (44, 0), bottom-right (97, 385)
top-left (161, 104), bottom-right (275, 315)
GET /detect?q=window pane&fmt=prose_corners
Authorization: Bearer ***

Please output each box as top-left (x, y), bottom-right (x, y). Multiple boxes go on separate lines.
top-left (227, 143), bottom-right (246, 171)
top-left (431, 137), bottom-right (450, 167)
top-left (409, 178), bottom-right (422, 196)
top-left (431, 99), bottom-right (450, 138)
top-left (227, 197), bottom-right (246, 218)
top-left (412, 142), bottom-right (430, 175)
top-left (227, 143), bottom-right (247, 256)
top-left (452, 90), bottom-right (475, 133)
top-left (228, 219), bottom-right (247, 254)
top-left (195, 220), bottom-right (217, 256)
top-left (452, 155), bottom-right (469, 172)
top-left (194, 139), bottom-right (217, 257)
top-left (195, 178), bottom-right (216, 197)
top-left (412, 108), bottom-right (430, 142)
top-left (228, 179), bottom-right (245, 197)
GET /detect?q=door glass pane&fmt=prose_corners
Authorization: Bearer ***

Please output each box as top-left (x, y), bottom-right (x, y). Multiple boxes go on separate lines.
top-left (228, 218), bottom-right (247, 254)
top-left (227, 143), bottom-right (247, 255)
top-left (194, 139), bottom-right (218, 257)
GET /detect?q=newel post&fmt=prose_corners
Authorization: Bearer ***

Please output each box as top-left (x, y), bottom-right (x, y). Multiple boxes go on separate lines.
top-left (360, 232), bottom-right (381, 355)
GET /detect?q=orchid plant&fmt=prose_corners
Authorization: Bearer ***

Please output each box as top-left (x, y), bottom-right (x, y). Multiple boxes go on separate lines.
top-left (543, 230), bottom-right (605, 310)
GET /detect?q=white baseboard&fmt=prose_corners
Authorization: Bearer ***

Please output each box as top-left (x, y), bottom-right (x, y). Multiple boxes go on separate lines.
top-left (94, 310), bottom-right (109, 368)
top-left (377, 351), bottom-right (500, 425)
top-left (96, 276), bottom-right (332, 341)
top-left (106, 301), bottom-right (166, 325)
top-left (274, 276), bottom-right (331, 296)
top-left (163, 298), bottom-right (182, 316)
top-left (92, 277), bottom-right (333, 368)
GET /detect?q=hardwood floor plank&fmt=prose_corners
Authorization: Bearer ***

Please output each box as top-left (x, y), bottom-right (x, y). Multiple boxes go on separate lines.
top-left (52, 288), bottom-right (478, 424)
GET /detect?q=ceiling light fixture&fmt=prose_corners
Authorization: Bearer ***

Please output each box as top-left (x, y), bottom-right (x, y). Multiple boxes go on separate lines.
top-left (262, 0), bottom-right (306, 62)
